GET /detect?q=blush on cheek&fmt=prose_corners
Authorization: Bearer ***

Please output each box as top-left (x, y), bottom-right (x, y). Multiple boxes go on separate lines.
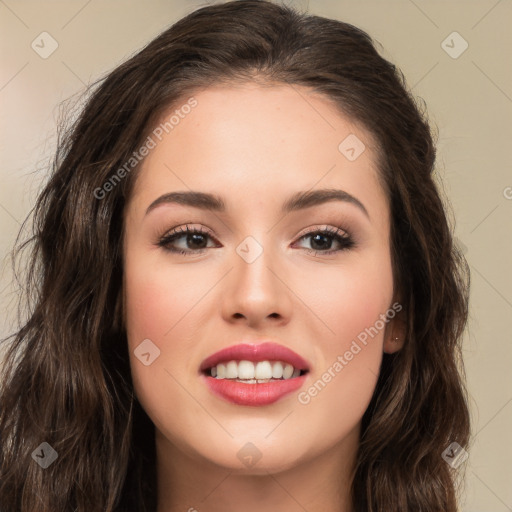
top-left (124, 267), bottom-right (183, 341)
top-left (324, 274), bottom-right (392, 347)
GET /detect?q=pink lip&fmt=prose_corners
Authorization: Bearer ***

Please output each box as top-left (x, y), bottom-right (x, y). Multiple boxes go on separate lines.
top-left (201, 373), bottom-right (308, 406)
top-left (200, 342), bottom-right (310, 406)
top-left (199, 342), bottom-right (310, 372)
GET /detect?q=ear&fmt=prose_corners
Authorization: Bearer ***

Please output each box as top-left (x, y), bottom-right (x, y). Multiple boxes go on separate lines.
top-left (383, 301), bottom-right (406, 354)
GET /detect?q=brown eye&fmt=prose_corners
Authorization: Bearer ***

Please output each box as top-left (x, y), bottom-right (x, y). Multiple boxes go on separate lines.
top-left (294, 227), bottom-right (355, 255)
top-left (158, 225), bottom-right (218, 255)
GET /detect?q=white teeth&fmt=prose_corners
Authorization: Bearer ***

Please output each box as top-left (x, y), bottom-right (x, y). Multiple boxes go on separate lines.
top-left (238, 360), bottom-right (255, 379)
top-left (272, 361), bottom-right (283, 378)
top-left (209, 359), bottom-right (303, 381)
top-left (225, 360), bottom-right (238, 379)
top-left (282, 363), bottom-right (294, 379)
top-left (255, 361), bottom-right (272, 380)
top-left (216, 363), bottom-right (226, 378)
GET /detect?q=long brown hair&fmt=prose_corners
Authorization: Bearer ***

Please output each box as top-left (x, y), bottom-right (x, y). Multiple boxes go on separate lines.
top-left (0, 1), bottom-right (471, 510)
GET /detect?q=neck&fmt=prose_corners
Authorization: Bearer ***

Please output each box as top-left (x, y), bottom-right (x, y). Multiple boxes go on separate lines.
top-left (155, 424), bottom-right (359, 512)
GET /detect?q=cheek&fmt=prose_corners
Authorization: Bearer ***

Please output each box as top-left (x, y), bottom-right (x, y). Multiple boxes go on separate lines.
top-left (125, 276), bottom-right (175, 341)
top-left (123, 254), bottom-right (218, 413)
top-left (123, 256), bottom-right (183, 389)
top-left (305, 250), bottom-right (394, 348)
top-left (296, 252), bottom-right (393, 414)
top-left (124, 255), bottom-right (211, 342)
top-left (124, 263), bottom-right (198, 439)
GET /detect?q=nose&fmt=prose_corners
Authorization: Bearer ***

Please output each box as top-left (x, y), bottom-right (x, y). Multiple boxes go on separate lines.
top-left (220, 240), bottom-right (293, 329)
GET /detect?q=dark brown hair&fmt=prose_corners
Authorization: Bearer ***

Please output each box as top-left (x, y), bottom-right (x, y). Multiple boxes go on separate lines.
top-left (0, 1), bottom-right (471, 510)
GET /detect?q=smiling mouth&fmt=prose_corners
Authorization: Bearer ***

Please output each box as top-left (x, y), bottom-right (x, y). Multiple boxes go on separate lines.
top-left (202, 359), bottom-right (309, 383)
top-left (199, 341), bottom-right (311, 404)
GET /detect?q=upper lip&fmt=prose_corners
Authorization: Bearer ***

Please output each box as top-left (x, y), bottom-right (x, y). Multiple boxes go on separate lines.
top-left (199, 341), bottom-right (310, 373)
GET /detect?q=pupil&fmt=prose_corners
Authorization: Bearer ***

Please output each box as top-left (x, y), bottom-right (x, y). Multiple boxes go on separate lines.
top-left (311, 233), bottom-right (331, 250)
top-left (188, 233), bottom-right (207, 249)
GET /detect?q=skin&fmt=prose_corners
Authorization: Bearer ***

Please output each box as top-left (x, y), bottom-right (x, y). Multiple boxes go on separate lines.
top-left (123, 82), bottom-right (406, 512)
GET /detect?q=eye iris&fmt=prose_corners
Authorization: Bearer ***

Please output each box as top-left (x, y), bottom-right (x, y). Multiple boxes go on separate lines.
top-left (310, 233), bottom-right (332, 250)
top-left (188, 233), bottom-right (208, 249)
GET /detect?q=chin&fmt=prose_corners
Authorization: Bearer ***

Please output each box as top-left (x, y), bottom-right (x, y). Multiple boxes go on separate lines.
top-left (204, 445), bottom-right (306, 475)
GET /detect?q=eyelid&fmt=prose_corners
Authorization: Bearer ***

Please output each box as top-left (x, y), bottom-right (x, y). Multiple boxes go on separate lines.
top-left (156, 222), bottom-right (356, 256)
top-left (296, 224), bottom-right (351, 239)
top-left (292, 224), bottom-right (355, 253)
top-left (160, 223), bottom-right (216, 240)
top-left (159, 223), bottom-right (351, 243)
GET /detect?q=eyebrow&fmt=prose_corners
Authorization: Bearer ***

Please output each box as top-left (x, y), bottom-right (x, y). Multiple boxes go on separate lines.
top-left (145, 188), bottom-right (370, 220)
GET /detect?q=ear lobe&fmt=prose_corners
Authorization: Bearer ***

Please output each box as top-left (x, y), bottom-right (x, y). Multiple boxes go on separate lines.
top-left (383, 332), bottom-right (405, 354)
top-left (383, 308), bottom-right (406, 354)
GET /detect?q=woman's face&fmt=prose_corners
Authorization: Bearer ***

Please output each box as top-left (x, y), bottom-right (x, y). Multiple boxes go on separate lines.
top-left (123, 82), bottom-right (403, 474)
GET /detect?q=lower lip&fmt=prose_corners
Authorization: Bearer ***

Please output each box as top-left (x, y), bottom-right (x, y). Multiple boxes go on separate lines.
top-left (202, 374), bottom-right (308, 406)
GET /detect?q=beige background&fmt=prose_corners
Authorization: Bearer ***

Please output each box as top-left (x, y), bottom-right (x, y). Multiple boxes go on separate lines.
top-left (1, 1), bottom-right (511, 510)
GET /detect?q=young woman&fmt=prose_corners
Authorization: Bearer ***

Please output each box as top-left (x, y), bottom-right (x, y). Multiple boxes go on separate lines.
top-left (0, 1), bottom-right (471, 510)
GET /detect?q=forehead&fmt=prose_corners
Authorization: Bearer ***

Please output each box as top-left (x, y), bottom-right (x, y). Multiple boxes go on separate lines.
top-left (129, 82), bottom-right (388, 225)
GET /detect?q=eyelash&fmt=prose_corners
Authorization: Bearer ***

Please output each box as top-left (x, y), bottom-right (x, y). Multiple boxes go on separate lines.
top-left (157, 224), bottom-right (355, 256)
